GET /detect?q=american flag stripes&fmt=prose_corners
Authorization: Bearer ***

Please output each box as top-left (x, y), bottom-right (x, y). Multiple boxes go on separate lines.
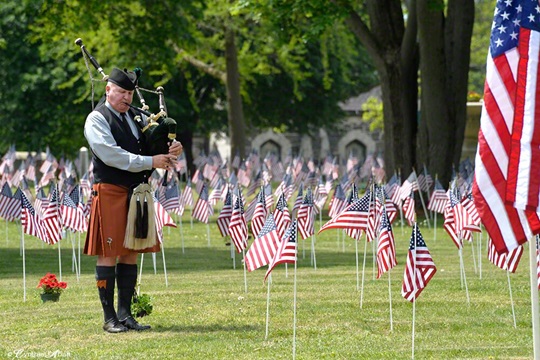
top-left (402, 223), bottom-right (437, 302)
top-left (181, 178), bottom-right (193, 208)
top-left (228, 195), bottom-right (248, 253)
top-left (42, 184), bottom-right (62, 244)
top-left (427, 180), bottom-right (447, 214)
top-left (376, 210), bottom-right (397, 279)
top-left (154, 196), bottom-right (177, 244)
top-left (21, 191), bottom-right (46, 242)
top-left (319, 192), bottom-right (370, 234)
top-left (217, 191), bottom-right (232, 237)
top-left (250, 188), bottom-right (267, 238)
top-left (487, 238), bottom-right (523, 273)
top-left (402, 191), bottom-right (416, 226)
top-left (473, 0), bottom-right (540, 254)
top-left (273, 193), bottom-right (291, 239)
top-left (328, 183), bottom-right (347, 218)
top-left (61, 190), bottom-right (87, 233)
top-left (264, 219), bottom-right (297, 281)
top-left (192, 183), bottom-right (211, 224)
top-left (244, 213), bottom-right (280, 272)
top-left (297, 187), bottom-right (314, 240)
top-left (0, 182), bottom-right (21, 221)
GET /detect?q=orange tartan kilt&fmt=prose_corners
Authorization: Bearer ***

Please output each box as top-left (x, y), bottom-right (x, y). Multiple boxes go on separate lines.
top-left (84, 183), bottom-right (160, 257)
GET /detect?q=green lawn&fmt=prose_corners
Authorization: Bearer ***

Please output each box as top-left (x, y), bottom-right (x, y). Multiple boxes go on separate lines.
top-left (0, 215), bottom-right (536, 359)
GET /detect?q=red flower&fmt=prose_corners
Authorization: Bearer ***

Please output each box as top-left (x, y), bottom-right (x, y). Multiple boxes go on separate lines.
top-left (37, 273), bottom-right (67, 295)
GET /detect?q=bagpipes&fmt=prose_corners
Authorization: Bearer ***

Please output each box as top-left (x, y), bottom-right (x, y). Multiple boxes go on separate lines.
top-left (75, 38), bottom-right (177, 156)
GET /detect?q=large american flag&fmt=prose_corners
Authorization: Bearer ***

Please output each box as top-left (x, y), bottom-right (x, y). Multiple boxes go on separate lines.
top-left (244, 213), bottom-right (280, 272)
top-left (402, 223), bottom-right (437, 302)
top-left (264, 219), bottom-right (297, 282)
top-left (473, 0), bottom-right (540, 254)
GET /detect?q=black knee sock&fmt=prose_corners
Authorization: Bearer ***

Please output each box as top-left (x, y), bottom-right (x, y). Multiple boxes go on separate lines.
top-left (95, 266), bottom-right (117, 323)
top-left (116, 263), bottom-right (138, 321)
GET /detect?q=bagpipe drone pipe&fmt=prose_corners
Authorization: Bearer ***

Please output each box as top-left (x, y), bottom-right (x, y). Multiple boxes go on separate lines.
top-left (75, 38), bottom-right (177, 156)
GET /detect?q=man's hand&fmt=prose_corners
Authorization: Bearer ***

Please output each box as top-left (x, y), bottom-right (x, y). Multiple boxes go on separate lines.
top-left (169, 140), bottom-right (183, 157)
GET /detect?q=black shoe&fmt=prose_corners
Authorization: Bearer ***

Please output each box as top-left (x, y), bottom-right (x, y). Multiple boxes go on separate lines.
top-left (120, 316), bottom-right (151, 331)
top-left (103, 319), bottom-right (129, 333)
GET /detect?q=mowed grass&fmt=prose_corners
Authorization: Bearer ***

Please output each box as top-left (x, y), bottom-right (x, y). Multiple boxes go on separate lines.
top-left (0, 213), bottom-right (536, 360)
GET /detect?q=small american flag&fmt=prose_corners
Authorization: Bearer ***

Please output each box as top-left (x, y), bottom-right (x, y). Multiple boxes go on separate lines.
top-left (297, 187), bottom-right (314, 240)
top-left (273, 193), bottom-right (291, 239)
top-left (42, 184), bottom-right (62, 244)
top-left (181, 178), bottom-right (193, 207)
top-left (250, 188), bottom-right (267, 238)
top-left (319, 192), bottom-right (370, 234)
top-left (427, 179), bottom-right (447, 214)
top-left (21, 191), bottom-right (46, 242)
top-left (228, 194), bottom-right (248, 253)
top-left (244, 213), bottom-right (280, 272)
top-left (264, 219), bottom-right (297, 281)
top-left (216, 191), bottom-right (232, 237)
top-left (0, 182), bottom-right (21, 221)
top-left (61, 190), bottom-right (87, 233)
top-left (192, 183), bottom-right (211, 224)
top-left (402, 190), bottom-right (416, 226)
top-left (402, 223), bottom-right (437, 302)
top-left (376, 211), bottom-right (397, 279)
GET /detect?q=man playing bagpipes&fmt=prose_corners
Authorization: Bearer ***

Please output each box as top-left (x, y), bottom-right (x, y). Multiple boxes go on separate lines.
top-left (84, 67), bottom-right (183, 333)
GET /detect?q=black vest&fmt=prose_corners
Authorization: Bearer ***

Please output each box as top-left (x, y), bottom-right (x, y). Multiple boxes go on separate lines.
top-left (91, 105), bottom-right (150, 187)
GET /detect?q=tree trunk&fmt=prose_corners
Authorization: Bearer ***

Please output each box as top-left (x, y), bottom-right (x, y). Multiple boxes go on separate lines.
top-left (446, 0), bottom-right (475, 170)
top-left (225, 27), bottom-right (247, 162)
top-left (417, 0), bottom-right (453, 186)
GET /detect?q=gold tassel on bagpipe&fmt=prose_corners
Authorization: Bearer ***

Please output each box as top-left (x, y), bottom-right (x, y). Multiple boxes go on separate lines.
top-left (124, 184), bottom-right (156, 250)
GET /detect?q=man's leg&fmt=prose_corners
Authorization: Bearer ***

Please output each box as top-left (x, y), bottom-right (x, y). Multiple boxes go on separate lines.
top-left (117, 253), bottom-right (151, 331)
top-left (96, 257), bottom-right (127, 333)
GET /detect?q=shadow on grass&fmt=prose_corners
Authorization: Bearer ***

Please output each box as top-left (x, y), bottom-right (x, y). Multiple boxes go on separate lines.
top-left (0, 242), bottom-right (386, 278)
top-left (151, 323), bottom-right (260, 333)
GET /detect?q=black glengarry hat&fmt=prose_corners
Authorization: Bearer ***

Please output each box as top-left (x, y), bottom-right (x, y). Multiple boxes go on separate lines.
top-left (108, 68), bottom-right (137, 91)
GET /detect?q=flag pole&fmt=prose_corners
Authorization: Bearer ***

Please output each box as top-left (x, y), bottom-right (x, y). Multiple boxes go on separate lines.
top-left (506, 269), bottom-right (516, 328)
top-left (412, 168), bottom-right (430, 229)
top-left (311, 234), bottom-right (317, 270)
top-left (360, 232), bottom-right (368, 309)
top-left (230, 238), bottom-right (236, 270)
top-left (434, 212), bottom-right (437, 242)
top-left (242, 249), bottom-right (248, 293)
top-left (388, 269), bottom-right (393, 332)
top-left (458, 245), bottom-right (470, 304)
top-left (21, 230), bottom-right (26, 302)
top-left (78, 232), bottom-right (81, 280)
top-left (355, 231), bottom-right (360, 291)
top-left (152, 252), bottom-right (157, 274)
top-left (161, 243), bottom-right (168, 287)
top-left (138, 253), bottom-right (145, 294)
top-left (292, 246), bottom-right (298, 360)
top-left (478, 230), bottom-right (483, 279)
top-left (470, 238), bottom-right (478, 274)
top-left (58, 237), bottom-right (62, 281)
top-left (265, 274), bottom-right (272, 340)
top-left (528, 237), bottom-right (540, 359)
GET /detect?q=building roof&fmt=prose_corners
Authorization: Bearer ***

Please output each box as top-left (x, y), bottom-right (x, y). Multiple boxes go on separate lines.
top-left (338, 85), bottom-right (382, 113)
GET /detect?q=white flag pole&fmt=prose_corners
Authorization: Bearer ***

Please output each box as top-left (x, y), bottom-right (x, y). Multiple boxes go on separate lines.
top-left (161, 243), bottom-right (168, 287)
top-left (506, 269), bottom-right (516, 328)
top-left (310, 234), bottom-right (317, 270)
top-left (528, 237), bottom-right (540, 359)
top-left (470, 238), bottom-right (478, 274)
top-left (478, 230), bottom-right (483, 279)
top-left (355, 231), bottom-right (360, 291)
top-left (137, 254), bottom-right (145, 294)
top-left (230, 238), bottom-right (236, 270)
top-left (458, 246), bottom-right (470, 305)
top-left (412, 169), bottom-right (430, 229)
top-left (360, 233), bottom-right (368, 309)
top-left (78, 232), bottom-right (81, 279)
top-left (412, 256), bottom-right (417, 360)
top-left (434, 212), bottom-right (437, 242)
top-left (264, 274), bottom-right (272, 340)
top-left (292, 249), bottom-right (298, 360)
top-left (152, 252), bottom-right (157, 275)
top-left (388, 269), bottom-right (393, 332)
top-left (21, 230), bottom-right (26, 302)
top-left (58, 238), bottom-right (62, 281)
top-left (242, 249), bottom-right (248, 293)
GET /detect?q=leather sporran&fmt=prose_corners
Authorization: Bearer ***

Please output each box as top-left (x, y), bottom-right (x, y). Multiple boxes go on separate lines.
top-left (124, 183), bottom-right (156, 250)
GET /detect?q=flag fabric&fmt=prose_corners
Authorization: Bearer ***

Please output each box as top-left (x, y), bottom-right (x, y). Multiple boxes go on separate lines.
top-left (487, 238), bottom-right (523, 273)
top-left (506, 1), bottom-right (540, 211)
top-left (244, 213), bottom-right (280, 272)
top-left (61, 191), bottom-right (87, 233)
top-left (376, 211), bottom-right (397, 279)
top-left (21, 191), bottom-right (46, 242)
top-left (273, 193), bottom-right (291, 239)
top-left (228, 195), bottom-right (248, 253)
top-left (217, 191), bottom-right (233, 237)
top-left (0, 182), bottom-right (21, 221)
top-left (297, 187), bottom-right (315, 240)
top-left (402, 223), bottom-right (437, 302)
top-left (402, 191), bottom-right (416, 226)
top-left (192, 183), bottom-right (211, 224)
top-left (328, 183), bottom-right (347, 218)
top-left (154, 196), bottom-right (177, 244)
top-left (264, 219), bottom-right (297, 281)
top-left (159, 179), bottom-right (181, 214)
top-left (399, 172), bottom-right (419, 202)
top-left (319, 192), bottom-right (370, 234)
top-left (42, 184), bottom-right (62, 244)
top-left (473, 0), bottom-right (540, 254)
top-left (292, 183), bottom-right (304, 215)
top-left (427, 179), bottom-right (447, 214)
top-left (250, 188), bottom-right (267, 238)
top-left (443, 200), bottom-right (462, 249)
